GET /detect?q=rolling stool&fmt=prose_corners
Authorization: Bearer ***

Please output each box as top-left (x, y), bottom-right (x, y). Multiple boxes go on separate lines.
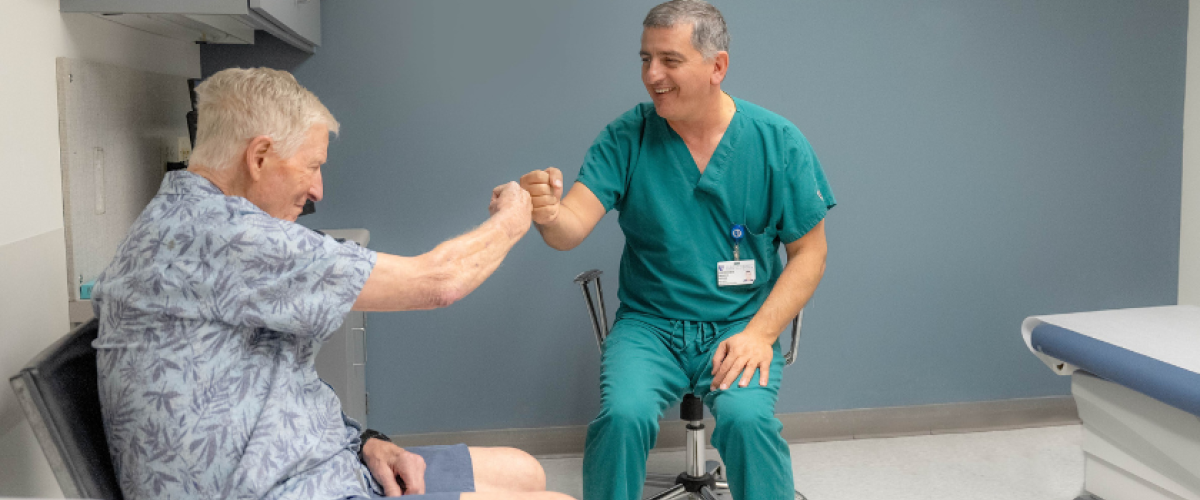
top-left (575, 270), bottom-right (807, 500)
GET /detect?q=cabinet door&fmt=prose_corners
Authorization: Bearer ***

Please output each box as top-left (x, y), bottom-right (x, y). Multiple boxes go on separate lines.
top-left (314, 311), bottom-right (367, 426)
top-left (250, 0), bottom-right (320, 46)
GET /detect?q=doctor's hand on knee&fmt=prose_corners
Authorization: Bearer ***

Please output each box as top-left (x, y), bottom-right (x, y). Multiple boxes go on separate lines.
top-left (519, 168), bottom-right (564, 225)
top-left (711, 331), bottom-right (775, 391)
top-left (362, 438), bottom-right (427, 496)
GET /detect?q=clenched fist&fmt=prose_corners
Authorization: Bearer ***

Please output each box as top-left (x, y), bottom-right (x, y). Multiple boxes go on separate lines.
top-left (519, 167), bottom-right (564, 225)
top-left (490, 181), bottom-right (532, 238)
top-left (490, 181), bottom-right (531, 214)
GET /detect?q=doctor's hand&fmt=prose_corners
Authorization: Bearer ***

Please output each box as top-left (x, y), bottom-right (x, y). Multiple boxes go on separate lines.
top-left (362, 437), bottom-right (426, 496)
top-left (519, 167), bottom-right (564, 225)
top-left (711, 331), bottom-right (775, 391)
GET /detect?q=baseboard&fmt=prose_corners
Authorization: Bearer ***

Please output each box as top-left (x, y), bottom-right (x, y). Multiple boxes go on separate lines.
top-left (388, 396), bottom-right (1079, 456)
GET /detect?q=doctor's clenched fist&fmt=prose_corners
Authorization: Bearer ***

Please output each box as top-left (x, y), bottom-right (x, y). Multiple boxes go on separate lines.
top-left (520, 168), bottom-right (565, 225)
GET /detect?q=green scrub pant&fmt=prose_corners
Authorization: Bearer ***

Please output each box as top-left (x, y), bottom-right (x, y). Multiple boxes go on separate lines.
top-left (582, 310), bottom-right (794, 500)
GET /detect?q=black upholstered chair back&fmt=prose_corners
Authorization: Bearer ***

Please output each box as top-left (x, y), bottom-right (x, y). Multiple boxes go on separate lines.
top-left (9, 319), bottom-right (123, 499)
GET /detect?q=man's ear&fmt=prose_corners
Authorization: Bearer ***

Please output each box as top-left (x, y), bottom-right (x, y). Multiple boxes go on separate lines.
top-left (243, 135), bottom-right (273, 181)
top-left (711, 51), bottom-right (729, 86)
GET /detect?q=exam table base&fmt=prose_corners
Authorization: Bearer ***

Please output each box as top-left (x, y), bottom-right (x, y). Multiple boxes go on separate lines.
top-left (1072, 372), bottom-right (1200, 500)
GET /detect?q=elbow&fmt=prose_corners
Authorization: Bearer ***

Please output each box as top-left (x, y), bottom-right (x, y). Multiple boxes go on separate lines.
top-left (429, 281), bottom-right (466, 309)
top-left (548, 240), bottom-right (579, 252)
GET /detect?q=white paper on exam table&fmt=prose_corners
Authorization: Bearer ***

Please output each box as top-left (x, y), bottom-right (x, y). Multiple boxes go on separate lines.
top-left (1020, 305), bottom-right (1200, 376)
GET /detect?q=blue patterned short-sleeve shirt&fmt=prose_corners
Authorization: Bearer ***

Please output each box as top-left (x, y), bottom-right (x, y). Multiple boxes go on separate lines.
top-left (92, 171), bottom-right (379, 499)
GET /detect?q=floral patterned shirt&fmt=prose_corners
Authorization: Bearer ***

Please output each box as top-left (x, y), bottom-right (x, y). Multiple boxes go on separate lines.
top-left (92, 171), bottom-right (378, 499)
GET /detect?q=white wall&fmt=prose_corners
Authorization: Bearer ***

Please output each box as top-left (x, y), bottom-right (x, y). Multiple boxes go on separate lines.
top-left (1184, 0), bottom-right (1200, 306)
top-left (0, 1), bottom-right (199, 496)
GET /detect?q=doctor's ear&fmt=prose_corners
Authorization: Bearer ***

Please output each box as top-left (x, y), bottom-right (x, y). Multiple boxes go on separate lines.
top-left (710, 51), bottom-right (729, 85)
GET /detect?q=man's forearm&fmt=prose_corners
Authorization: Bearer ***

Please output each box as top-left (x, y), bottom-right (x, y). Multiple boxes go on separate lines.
top-left (354, 209), bottom-right (528, 312)
top-left (419, 210), bottom-right (528, 306)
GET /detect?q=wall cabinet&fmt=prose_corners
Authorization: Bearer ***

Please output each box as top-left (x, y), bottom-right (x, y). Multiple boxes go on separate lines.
top-left (60, 0), bottom-right (321, 53)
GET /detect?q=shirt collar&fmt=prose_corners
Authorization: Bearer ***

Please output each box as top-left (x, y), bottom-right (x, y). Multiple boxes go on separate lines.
top-left (158, 170), bottom-right (226, 197)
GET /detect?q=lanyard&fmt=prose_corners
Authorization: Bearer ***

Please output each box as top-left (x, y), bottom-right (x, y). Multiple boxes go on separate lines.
top-left (730, 224), bottom-right (746, 260)
top-left (730, 143), bottom-right (751, 261)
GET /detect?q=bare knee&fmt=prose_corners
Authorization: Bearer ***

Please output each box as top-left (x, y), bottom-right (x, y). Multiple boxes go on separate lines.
top-left (504, 447), bottom-right (546, 491)
top-left (471, 446), bottom-right (546, 492)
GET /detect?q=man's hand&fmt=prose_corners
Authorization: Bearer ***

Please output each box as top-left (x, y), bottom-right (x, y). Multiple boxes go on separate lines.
top-left (362, 438), bottom-right (426, 496)
top-left (710, 331), bottom-right (775, 391)
top-left (519, 168), bottom-right (564, 225)
top-left (490, 181), bottom-right (533, 238)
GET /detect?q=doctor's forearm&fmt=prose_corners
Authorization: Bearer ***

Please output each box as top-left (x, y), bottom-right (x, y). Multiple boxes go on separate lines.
top-left (743, 248), bottom-right (826, 342)
top-left (534, 204), bottom-right (589, 251)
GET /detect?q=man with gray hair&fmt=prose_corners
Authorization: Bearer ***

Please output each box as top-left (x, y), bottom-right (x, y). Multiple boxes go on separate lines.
top-left (92, 67), bottom-right (570, 500)
top-left (520, 1), bottom-right (835, 499)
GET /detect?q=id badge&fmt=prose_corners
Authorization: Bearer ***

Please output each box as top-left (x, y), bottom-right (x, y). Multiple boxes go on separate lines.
top-left (717, 260), bottom-right (756, 286)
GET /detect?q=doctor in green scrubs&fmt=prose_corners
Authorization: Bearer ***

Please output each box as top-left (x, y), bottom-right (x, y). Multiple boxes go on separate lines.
top-left (520, 1), bottom-right (834, 499)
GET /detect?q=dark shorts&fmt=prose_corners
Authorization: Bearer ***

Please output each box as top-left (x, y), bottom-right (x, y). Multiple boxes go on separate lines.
top-left (348, 444), bottom-right (475, 500)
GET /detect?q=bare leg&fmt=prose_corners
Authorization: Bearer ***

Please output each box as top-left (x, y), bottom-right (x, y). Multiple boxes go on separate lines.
top-left (469, 447), bottom-right (548, 493)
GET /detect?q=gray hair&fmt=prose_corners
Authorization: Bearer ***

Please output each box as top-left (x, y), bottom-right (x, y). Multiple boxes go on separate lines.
top-left (189, 67), bottom-right (339, 171)
top-left (643, 0), bottom-right (729, 59)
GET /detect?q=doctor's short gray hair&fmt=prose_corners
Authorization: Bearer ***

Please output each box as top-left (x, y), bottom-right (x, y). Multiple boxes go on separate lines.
top-left (189, 67), bottom-right (339, 171)
top-left (643, 0), bottom-right (729, 60)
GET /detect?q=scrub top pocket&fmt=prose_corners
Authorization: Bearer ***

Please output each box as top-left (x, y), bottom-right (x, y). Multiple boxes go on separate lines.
top-left (736, 230), bottom-right (776, 289)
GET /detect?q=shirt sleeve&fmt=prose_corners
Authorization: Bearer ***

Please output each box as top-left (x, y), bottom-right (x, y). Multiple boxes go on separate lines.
top-left (211, 215), bottom-right (378, 340)
top-left (777, 129), bottom-right (837, 244)
top-left (575, 105), bottom-right (645, 213)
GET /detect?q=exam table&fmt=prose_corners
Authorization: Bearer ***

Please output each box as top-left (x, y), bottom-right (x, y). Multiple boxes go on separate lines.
top-left (1021, 305), bottom-right (1200, 500)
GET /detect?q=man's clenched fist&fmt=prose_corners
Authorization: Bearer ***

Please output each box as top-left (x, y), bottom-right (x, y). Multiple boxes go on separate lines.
top-left (490, 181), bottom-right (532, 238)
top-left (519, 168), bottom-right (564, 225)
top-left (490, 181), bottom-right (531, 215)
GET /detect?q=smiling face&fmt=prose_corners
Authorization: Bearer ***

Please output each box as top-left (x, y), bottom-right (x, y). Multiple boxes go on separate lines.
top-left (245, 124), bottom-right (328, 222)
top-left (640, 23), bottom-right (726, 123)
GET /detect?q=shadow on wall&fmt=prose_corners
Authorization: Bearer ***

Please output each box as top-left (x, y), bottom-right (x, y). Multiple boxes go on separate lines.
top-left (200, 31), bottom-right (311, 78)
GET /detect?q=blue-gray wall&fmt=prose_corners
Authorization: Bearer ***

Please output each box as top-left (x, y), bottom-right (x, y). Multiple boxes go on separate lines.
top-left (201, 0), bottom-right (1185, 435)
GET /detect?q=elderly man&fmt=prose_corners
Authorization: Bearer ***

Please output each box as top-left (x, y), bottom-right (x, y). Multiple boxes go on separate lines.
top-left (520, 1), bottom-right (835, 499)
top-left (91, 68), bottom-right (570, 500)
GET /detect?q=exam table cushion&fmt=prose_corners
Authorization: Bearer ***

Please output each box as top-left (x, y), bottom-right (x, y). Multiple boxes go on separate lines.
top-left (1030, 322), bottom-right (1200, 417)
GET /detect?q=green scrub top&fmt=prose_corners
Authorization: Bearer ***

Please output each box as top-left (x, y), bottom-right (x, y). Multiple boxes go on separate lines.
top-left (576, 96), bottom-right (835, 322)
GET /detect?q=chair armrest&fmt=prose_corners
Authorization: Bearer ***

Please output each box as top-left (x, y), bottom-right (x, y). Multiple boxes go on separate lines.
top-left (784, 310), bottom-right (804, 366)
top-left (574, 269), bottom-right (609, 351)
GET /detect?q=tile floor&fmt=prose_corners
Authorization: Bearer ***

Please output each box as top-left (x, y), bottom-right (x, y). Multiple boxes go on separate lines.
top-left (538, 425), bottom-right (1085, 500)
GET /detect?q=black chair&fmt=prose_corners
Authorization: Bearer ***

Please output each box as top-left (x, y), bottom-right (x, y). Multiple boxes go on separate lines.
top-left (9, 319), bottom-right (124, 500)
top-left (575, 270), bottom-right (806, 500)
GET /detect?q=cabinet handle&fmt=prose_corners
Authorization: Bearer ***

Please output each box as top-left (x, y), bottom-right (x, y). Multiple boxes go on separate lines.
top-left (352, 327), bottom-right (366, 364)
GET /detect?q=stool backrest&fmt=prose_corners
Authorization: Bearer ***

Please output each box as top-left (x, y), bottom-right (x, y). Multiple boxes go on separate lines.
top-left (9, 319), bottom-right (124, 500)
